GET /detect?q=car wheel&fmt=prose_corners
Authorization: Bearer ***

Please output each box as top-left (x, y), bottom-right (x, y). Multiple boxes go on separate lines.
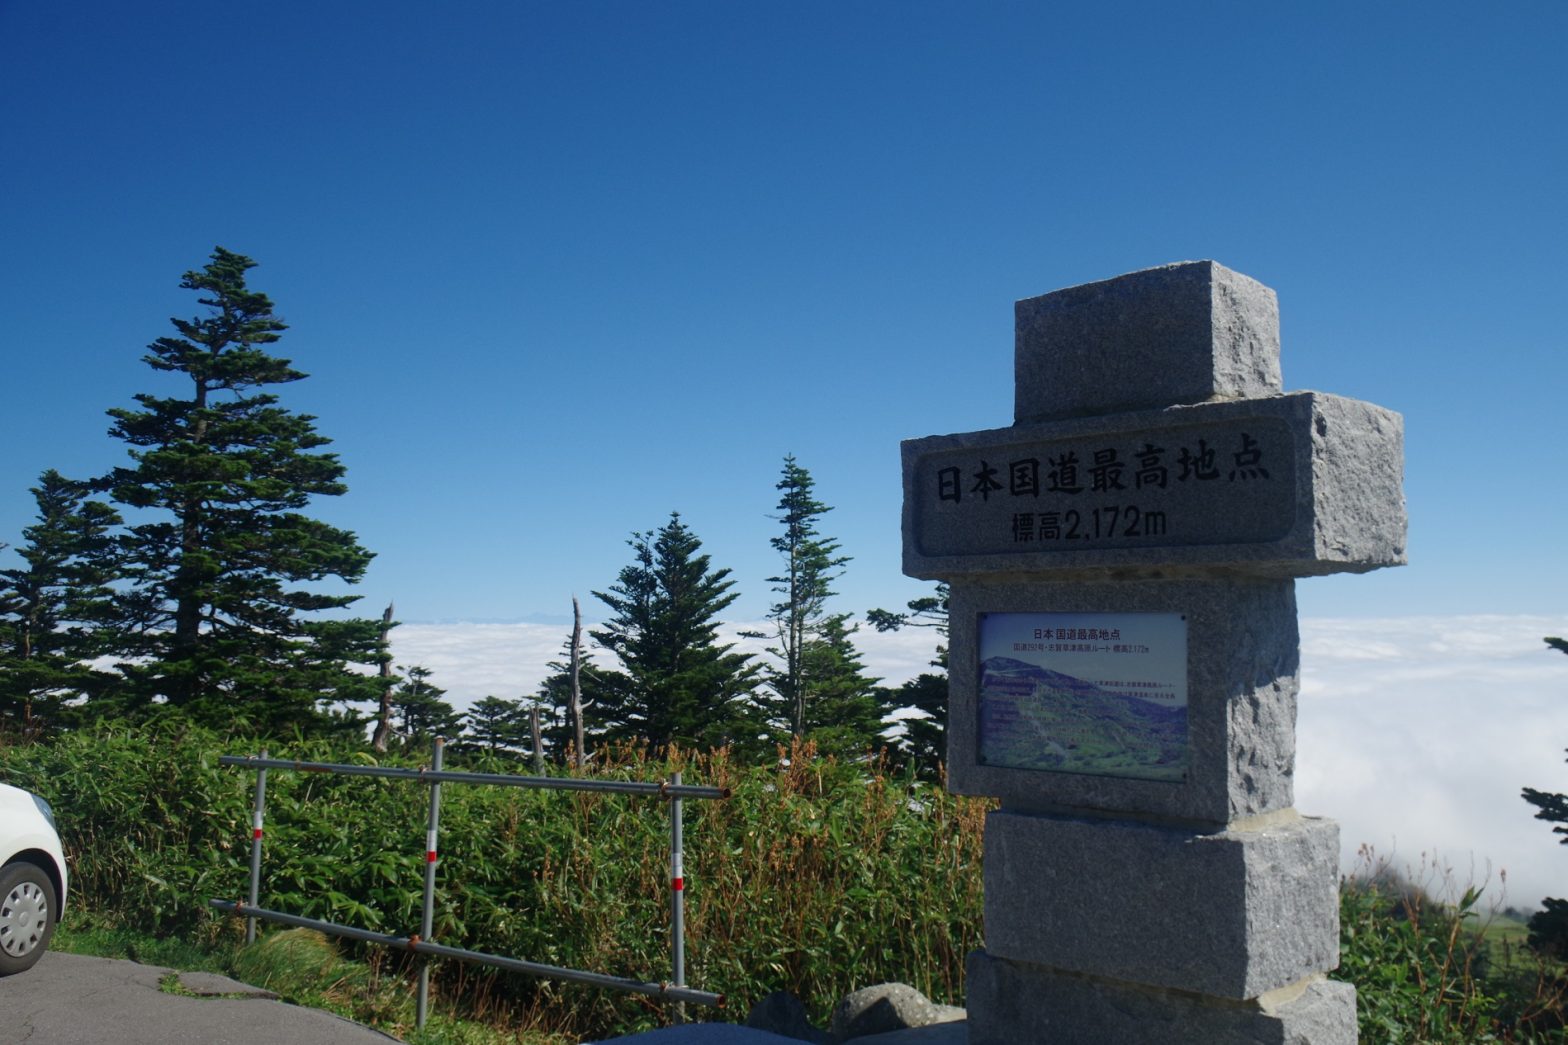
top-left (0, 860), bottom-right (57, 975)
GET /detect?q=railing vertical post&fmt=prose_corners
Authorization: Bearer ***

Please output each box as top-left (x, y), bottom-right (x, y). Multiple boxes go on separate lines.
top-left (670, 769), bottom-right (685, 1024)
top-left (417, 736), bottom-right (445, 1030)
top-left (246, 747), bottom-right (268, 945)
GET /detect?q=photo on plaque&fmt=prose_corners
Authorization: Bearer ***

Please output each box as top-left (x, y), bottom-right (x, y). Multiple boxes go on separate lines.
top-left (977, 612), bottom-right (1188, 782)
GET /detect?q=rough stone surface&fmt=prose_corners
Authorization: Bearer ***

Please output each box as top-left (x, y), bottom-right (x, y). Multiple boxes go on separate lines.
top-left (946, 576), bottom-right (1299, 825)
top-left (746, 990), bottom-right (828, 1043)
top-left (982, 811), bottom-right (1340, 999)
top-left (966, 951), bottom-right (1355, 1044)
top-left (902, 391), bottom-right (1406, 580)
top-left (1014, 260), bottom-right (1282, 424)
top-left (828, 983), bottom-right (964, 1042)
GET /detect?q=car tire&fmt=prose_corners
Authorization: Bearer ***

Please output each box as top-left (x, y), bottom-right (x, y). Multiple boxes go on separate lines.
top-left (0, 859), bottom-right (57, 975)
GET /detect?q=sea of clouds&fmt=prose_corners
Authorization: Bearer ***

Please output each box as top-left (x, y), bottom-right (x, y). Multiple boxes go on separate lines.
top-left (391, 614), bottom-right (1568, 913)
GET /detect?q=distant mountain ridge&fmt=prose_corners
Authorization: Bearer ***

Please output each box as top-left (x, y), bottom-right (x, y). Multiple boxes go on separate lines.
top-left (981, 656), bottom-right (1183, 723)
top-left (979, 655), bottom-right (1187, 779)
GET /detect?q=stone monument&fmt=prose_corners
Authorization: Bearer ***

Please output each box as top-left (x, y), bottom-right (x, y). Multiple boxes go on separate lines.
top-left (900, 261), bottom-right (1405, 1043)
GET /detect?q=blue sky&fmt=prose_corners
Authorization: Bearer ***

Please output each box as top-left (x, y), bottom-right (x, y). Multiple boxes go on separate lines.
top-left (3, 2), bottom-right (1563, 627)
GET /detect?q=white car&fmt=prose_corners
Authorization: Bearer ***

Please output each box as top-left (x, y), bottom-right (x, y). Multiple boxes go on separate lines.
top-left (0, 782), bottom-right (66, 975)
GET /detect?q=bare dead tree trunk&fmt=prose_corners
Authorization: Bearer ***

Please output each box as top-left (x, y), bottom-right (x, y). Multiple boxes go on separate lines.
top-left (530, 705), bottom-right (544, 774)
top-left (371, 601), bottom-right (395, 753)
top-left (569, 596), bottom-right (585, 769)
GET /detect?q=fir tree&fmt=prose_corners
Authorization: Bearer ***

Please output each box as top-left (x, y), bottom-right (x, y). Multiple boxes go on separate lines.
top-left (462, 695), bottom-right (531, 754)
top-left (751, 455), bottom-right (873, 745)
top-left (592, 513), bottom-right (755, 750)
top-left (796, 613), bottom-right (885, 758)
top-left (0, 470), bottom-right (121, 735)
top-left (869, 583), bottom-right (950, 777)
top-left (392, 665), bottom-right (462, 742)
top-left (95, 248), bottom-right (380, 731)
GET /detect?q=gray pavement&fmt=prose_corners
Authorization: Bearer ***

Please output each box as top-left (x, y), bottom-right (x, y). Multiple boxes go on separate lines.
top-left (1, 951), bottom-right (400, 1044)
top-left (3, 951), bottom-right (970, 1045)
top-left (591, 1020), bottom-right (968, 1044)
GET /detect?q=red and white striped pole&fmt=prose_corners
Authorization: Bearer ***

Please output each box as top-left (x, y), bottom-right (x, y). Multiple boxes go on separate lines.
top-left (417, 736), bottom-right (444, 1030)
top-left (670, 770), bottom-right (686, 1024)
top-left (246, 748), bottom-right (268, 945)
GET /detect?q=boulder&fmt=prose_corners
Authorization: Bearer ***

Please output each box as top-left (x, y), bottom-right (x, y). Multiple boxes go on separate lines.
top-left (828, 983), bottom-right (964, 1042)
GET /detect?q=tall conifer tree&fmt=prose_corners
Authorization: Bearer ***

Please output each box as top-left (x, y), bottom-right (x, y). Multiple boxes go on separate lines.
top-left (0, 470), bottom-right (120, 734)
top-left (592, 513), bottom-right (755, 750)
top-left (97, 247), bottom-right (381, 730)
top-left (752, 455), bottom-right (878, 747)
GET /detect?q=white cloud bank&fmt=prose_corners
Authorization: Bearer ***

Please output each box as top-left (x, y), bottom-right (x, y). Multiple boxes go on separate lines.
top-left (392, 613), bottom-right (1568, 912)
top-left (389, 620), bottom-right (942, 707)
top-left (1297, 615), bottom-right (1568, 912)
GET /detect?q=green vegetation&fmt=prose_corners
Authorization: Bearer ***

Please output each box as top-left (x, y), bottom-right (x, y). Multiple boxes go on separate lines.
top-left (0, 249), bottom-right (383, 737)
top-left (1339, 848), bottom-right (1568, 1043)
top-left (52, 921), bottom-right (570, 1044)
top-left (590, 513), bottom-right (757, 751)
top-left (3, 723), bottom-right (985, 1041)
top-left (868, 583), bottom-right (949, 779)
top-left (10, 723), bottom-right (1568, 1041)
top-left (0, 470), bottom-right (120, 732)
top-left (748, 454), bottom-right (884, 755)
top-left (96, 248), bottom-right (383, 730)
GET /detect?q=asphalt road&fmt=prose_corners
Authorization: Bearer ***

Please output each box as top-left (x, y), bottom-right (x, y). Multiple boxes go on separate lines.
top-left (1, 951), bottom-right (401, 1044)
top-left (3, 952), bottom-right (969, 1045)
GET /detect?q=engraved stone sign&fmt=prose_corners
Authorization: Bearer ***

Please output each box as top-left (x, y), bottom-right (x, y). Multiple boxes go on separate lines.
top-left (904, 391), bottom-right (1403, 578)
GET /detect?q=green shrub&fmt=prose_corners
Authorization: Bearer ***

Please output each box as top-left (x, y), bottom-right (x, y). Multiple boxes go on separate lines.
top-left (1335, 848), bottom-right (1568, 1043)
top-left (28, 722), bottom-right (1568, 1042)
top-left (1, 724), bottom-right (986, 1040)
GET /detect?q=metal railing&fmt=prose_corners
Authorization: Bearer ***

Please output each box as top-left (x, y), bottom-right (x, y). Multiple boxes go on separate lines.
top-left (209, 739), bottom-right (729, 1028)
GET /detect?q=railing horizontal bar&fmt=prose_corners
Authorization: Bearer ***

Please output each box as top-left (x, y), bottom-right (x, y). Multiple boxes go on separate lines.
top-left (208, 900), bottom-right (723, 1007)
top-left (216, 756), bottom-right (728, 800)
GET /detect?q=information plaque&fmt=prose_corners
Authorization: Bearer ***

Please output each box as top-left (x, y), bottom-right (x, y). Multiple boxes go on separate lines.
top-left (977, 611), bottom-right (1189, 782)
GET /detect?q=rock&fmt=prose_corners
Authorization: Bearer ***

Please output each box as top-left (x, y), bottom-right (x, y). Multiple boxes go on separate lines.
top-left (745, 990), bottom-right (829, 1043)
top-left (828, 983), bottom-right (964, 1042)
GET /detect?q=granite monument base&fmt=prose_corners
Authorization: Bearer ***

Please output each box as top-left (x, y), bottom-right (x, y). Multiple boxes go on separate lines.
top-left (966, 950), bottom-right (1357, 1045)
top-left (984, 810), bottom-right (1341, 998)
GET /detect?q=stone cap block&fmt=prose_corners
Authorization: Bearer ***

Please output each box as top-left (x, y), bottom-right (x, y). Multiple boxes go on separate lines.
top-left (1015, 261), bottom-right (1282, 424)
top-left (981, 810), bottom-right (1341, 999)
top-left (902, 391), bottom-right (1406, 581)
